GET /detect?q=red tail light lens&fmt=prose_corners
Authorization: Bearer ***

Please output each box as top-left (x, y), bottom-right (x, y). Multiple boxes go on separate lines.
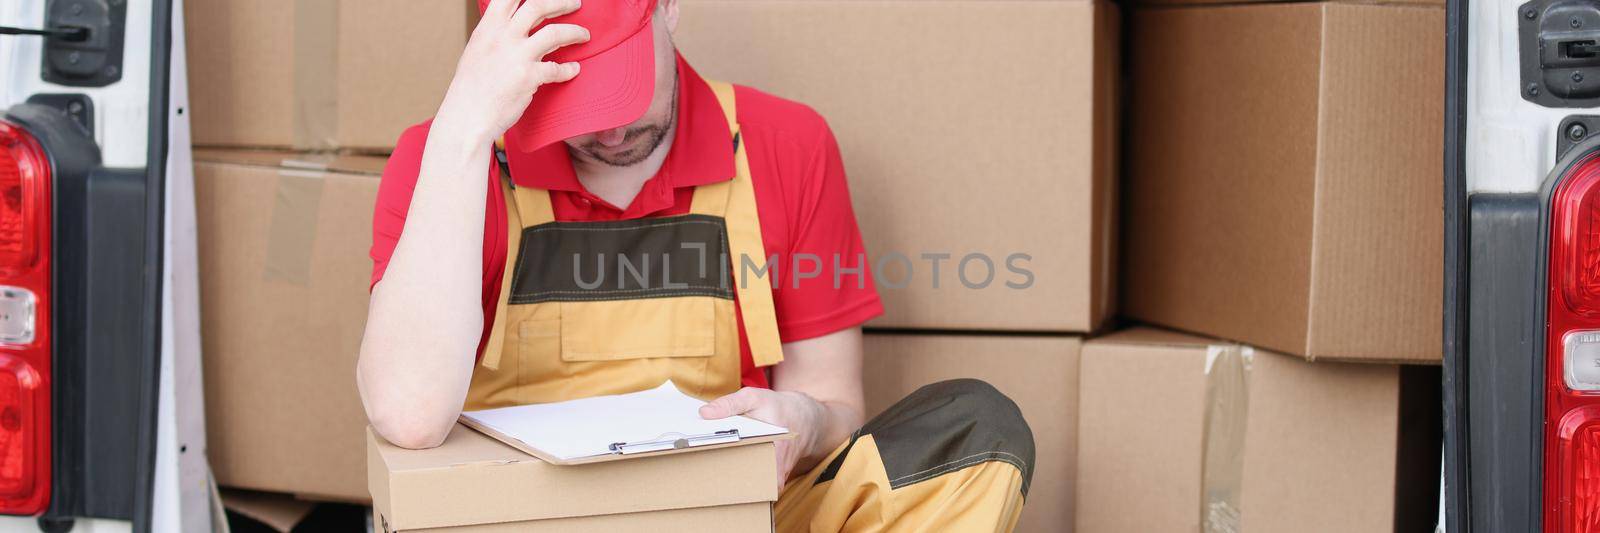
top-left (0, 120), bottom-right (51, 515)
top-left (0, 355), bottom-right (41, 501)
top-left (1557, 406), bottom-right (1600, 531)
top-left (0, 123), bottom-right (45, 277)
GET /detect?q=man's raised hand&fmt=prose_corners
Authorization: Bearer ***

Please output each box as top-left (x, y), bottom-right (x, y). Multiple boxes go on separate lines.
top-left (436, 0), bottom-right (591, 145)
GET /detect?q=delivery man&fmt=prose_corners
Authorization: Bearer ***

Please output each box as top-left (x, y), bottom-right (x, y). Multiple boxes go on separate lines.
top-left (357, 0), bottom-right (1035, 529)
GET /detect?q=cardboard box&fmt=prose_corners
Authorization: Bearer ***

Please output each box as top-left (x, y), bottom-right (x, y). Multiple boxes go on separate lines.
top-left (676, 1), bottom-right (1119, 333)
top-left (862, 333), bottom-right (1079, 533)
top-left (185, 0), bottom-right (475, 151)
top-left (196, 149), bottom-right (385, 501)
top-left (368, 426), bottom-right (778, 531)
top-left (1122, 2), bottom-right (1445, 363)
top-left (1076, 328), bottom-right (1438, 533)
top-left (221, 489), bottom-right (318, 532)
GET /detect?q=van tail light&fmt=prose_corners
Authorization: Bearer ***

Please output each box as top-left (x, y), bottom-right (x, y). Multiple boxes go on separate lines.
top-left (0, 119), bottom-right (52, 515)
top-left (1555, 405), bottom-right (1600, 531)
top-left (1547, 148), bottom-right (1600, 532)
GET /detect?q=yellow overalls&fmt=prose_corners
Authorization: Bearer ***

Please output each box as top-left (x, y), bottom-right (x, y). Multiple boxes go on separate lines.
top-left (466, 81), bottom-right (1033, 532)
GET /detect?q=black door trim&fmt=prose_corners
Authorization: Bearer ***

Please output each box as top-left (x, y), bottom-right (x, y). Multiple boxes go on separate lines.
top-left (131, 0), bottom-right (173, 530)
top-left (1443, 0), bottom-right (1471, 529)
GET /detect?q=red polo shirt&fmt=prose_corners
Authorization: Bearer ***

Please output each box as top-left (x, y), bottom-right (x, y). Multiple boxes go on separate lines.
top-left (369, 55), bottom-right (883, 388)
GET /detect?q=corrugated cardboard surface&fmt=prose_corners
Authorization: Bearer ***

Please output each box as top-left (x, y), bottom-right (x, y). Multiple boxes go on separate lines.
top-left (379, 502), bottom-right (773, 532)
top-left (1237, 340), bottom-right (1402, 533)
top-left (195, 148), bottom-right (392, 176)
top-left (196, 150), bottom-right (384, 501)
top-left (220, 489), bottom-right (317, 532)
top-left (186, 1), bottom-right (297, 148)
top-left (1306, 2), bottom-right (1444, 362)
top-left (369, 426), bottom-right (777, 530)
top-left (1075, 332), bottom-right (1206, 532)
top-left (676, 1), bottom-right (1118, 333)
top-left (861, 334), bottom-right (1079, 533)
top-left (1123, 2), bottom-right (1444, 363)
top-left (1076, 328), bottom-right (1402, 533)
top-left (186, 0), bottom-right (472, 151)
top-left (337, 0), bottom-right (474, 149)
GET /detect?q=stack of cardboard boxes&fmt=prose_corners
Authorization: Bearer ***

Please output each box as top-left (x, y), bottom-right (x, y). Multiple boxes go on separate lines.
top-left (185, 0), bottom-right (477, 511)
top-left (1077, 0), bottom-right (1447, 531)
top-left (675, 1), bottom-right (1117, 531)
top-left (185, 0), bottom-right (1446, 530)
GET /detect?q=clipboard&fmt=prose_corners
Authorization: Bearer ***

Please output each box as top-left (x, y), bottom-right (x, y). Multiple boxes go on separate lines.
top-left (456, 381), bottom-right (791, 465)
top-left (457, 416), bottom-right (790, 466)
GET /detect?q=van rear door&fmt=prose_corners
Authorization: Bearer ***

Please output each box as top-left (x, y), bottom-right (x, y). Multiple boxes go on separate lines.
top-left (0, 0), bottom-right (206, 531)
top-left (1444, 0), bottom-right (1600, 530)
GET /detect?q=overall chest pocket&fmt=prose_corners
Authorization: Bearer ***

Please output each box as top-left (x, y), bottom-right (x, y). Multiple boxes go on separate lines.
top-left (556, 296), bottom-right (718, 361)
top-left (508, 215), bottom-right (733, 363)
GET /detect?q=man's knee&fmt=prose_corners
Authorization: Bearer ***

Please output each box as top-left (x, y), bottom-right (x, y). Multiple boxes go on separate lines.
top-left (862, 378), bottom-right (1036, 494)
top-left (916, 379), bottom-right (1025, 426)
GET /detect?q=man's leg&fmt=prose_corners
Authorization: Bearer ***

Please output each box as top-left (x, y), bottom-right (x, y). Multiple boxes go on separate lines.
top-left (774, 379), bottom-right (1035, 532)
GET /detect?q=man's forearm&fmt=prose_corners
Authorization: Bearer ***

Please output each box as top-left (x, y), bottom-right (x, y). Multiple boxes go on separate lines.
top-left (358, 116), bottom-right (495, 449)
top-left (767, 327), bottom-right (868, 478)
top-left (357, 0), bottom-right (593, 449)
top-left (797, 397), bottom-right (864, 475)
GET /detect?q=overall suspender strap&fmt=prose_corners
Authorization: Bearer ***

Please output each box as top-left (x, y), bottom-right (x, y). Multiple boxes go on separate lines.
top-left (481, 141), bottom-right (523, 370)
top-left (513, 180), bottom-right (556, 226)
top-left (705, 80), bottom-right (784, 368)
top-left (689, 170), bottom-right (732, 215)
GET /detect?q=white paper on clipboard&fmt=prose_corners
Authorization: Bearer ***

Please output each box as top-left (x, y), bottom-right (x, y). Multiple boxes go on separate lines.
top-left (459, 381), bottom-right (789, 464)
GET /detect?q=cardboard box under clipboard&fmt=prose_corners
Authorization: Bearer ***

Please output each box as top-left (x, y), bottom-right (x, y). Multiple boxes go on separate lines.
top-left (368, 425), bottom-right (780, 532)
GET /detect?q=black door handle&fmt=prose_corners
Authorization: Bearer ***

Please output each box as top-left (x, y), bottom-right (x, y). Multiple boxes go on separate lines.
top-left (0, 25), bottom-right (87, 42)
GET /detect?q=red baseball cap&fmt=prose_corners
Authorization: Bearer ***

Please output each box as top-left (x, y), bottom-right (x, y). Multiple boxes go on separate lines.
top-left (479, 0), bottom-right (660, 153)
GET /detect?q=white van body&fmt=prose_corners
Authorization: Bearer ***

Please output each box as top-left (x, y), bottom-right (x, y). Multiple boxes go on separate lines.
top-left (0, 0), bottom-right (205, 531)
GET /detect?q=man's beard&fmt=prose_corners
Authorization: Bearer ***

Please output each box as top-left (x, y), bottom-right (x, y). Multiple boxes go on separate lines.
top-left (572, 121), bottom-right (671, 167)
top-left (570, 76), bottom-right (680, 167)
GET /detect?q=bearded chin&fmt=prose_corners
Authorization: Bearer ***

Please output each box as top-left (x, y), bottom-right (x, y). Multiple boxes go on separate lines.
top-left (578, 125), bottom-right (668, 167)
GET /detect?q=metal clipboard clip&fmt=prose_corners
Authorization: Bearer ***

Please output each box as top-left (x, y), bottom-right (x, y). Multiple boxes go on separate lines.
top-left (608, 429), bottom-right (741, 455)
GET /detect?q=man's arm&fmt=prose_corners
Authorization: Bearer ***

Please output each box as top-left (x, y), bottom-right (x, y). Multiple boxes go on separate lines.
top-left (698, 93), bottom-right (880, 480)
top-left (357, 0), bottom-right (589, 450)
top-left (699, 326), bottom-right (866, 482)
top-left (772, 327), bottom-right (866, 474)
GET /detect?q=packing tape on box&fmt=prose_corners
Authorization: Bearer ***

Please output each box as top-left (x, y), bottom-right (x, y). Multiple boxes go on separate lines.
top-left (263, 158), bottom-right (334, 285)
top-left (292, 0), bottom-right (339, 150)
top-left (1200, 344), bottom-right (1253, 533)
